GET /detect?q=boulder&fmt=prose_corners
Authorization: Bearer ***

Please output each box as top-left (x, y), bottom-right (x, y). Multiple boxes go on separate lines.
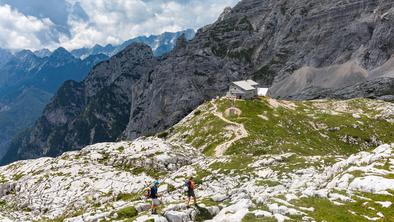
top-left (164, 210), bottom-right (189, 222)
top-left (254, 210), bottom-right (273, 218)
top-left (206, 206), bottom-right (220, 216)
top-left (211, 194), bottom-right (228, 202)
top-left (135, 203), bottom-right (151, 213)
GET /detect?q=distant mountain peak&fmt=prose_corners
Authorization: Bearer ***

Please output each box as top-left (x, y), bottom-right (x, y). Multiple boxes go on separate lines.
top-left (33, 49), bottom-right (52, 58)
top-left (70, 29), bottom-right (196, 59)
top-left (0, 48), bottom-right (13, 68)
top-left (14, 50), bottom-right (40, 65)
top-left (50, 47), bottom-right (75, 61)
top-left (92, 44), bottom-right (102, 50)
top-left (15, 49), bottom-right (36, 58)
top-left (52, 47), bottom-right (69, 54)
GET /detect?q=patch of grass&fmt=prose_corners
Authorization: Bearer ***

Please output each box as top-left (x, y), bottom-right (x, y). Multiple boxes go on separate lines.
top-left (117, 146), bottom-right (125, 152)
top-left (255, 179), bottom-right (281, 187)
top-left (53, 172), bottom-right (71, 177)
top-left (12, 172), bottom-right (25, 181)
top-left (167, 183), bottom-right (176, 192)
top-left (350, 170), bottom-right (364, 178)
top-left (209, 156), bottom-right (254, 174)
top-left (292, 197), bottom-right (367, 221)
top-left (5, 163), bottom-right (20, 171)
top-left (210, 98), bottom-right (394, 157)
top-left (40, 216), bottom-right (66, 222)
top-left (32, 170), bottom-right (44, 176)
top-left (93, 202), bottom-right (101, 208)
top-left (376, 159), bottom-right (391, 171)
top-left (172, 111), bottom-right (235, 157)
top-left (242, 213), bottom-right (276, 222)
top-left (23, 207), bottom-right (32, 212)
top-left (384, 174), bottom-right (394, 179)
top-left (116, 193), bottom-right (140, 202)
top-left (0, 200), bottom-right (7, 208)
top-left (131, 167), bottom-right (145, 175)
top-left (194, 168), bottom-right (210, 185)
top-left (98, 152), bottom-right (110, 164)
top-left (269, 155), bottom-right (340, 177)
top-left (292, 191), bottom-right (394, 222)
top-left (125, 163), bottom-right (167, 179)
top-left (146, 169), bottom-right (167, 179)
top-left (200, 198), bottom-right (220, 206)
top-left (0, 174), bottom-right (8, 183)
top-left (157, 131), bottom-right (169, 139)
top-left (116, 206), bottom-right (138, 219)
top-left (195, 205), bottom-right (214, 222)
top-left (194, 110), bottom-right (202, 116)
top-left (39, 208), bottom-right (84, 222)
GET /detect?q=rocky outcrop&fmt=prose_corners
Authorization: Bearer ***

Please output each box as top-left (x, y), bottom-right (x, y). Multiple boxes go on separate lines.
top-left (332, 77), bottom-right (394, 101)
top-left (267, 0), bottom-right (394, 99)
top-left (0, 137), bottom-right (200, 221)
top-left (0, 136), bottom-right (393, 221)
top-left (0, 98), bottom-right (393, 221)
top-left (6, 0), bottom-right (394, 162)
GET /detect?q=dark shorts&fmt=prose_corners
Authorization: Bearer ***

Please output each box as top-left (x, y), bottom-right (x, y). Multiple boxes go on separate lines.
top-left (187, 189), bottom-right (195, 197)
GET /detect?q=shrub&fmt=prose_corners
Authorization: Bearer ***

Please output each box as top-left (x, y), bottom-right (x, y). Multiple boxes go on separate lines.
top-left (157, 131), bottom-right (169, 138)
top-left (117, 146), bottom-right (125, 152)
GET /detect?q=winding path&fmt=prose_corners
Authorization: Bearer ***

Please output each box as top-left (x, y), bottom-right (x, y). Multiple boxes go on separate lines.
top-left (210, 100), bottom-right (248, 157)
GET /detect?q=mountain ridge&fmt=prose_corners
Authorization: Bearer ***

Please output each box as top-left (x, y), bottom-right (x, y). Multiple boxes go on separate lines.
top-left (0, 49), bottom-right (108, 160)
top-left (3, 0), bottom-right (394, 163)
top-left (70, 29), bottom-right (196, 59)
top-left (1, 43), bottom-right (157, 164)
top-left (0, 29), bottom-right (196, 163)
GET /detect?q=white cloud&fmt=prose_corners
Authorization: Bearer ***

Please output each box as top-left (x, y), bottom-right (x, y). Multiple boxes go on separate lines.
top-left (60, 0), bottom-right (240, 50)
top-left (0, 4), bottom-right (56, 50)
top-left (0, 0), bottom-right (240, 50)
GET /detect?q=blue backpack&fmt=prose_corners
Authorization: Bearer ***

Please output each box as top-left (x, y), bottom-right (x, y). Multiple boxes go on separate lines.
top-left (150, 186), bottom-right (158, 198)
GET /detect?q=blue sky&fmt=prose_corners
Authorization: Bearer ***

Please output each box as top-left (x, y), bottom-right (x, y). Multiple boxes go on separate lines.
top-left (0, 0), bottom-right (239, 50)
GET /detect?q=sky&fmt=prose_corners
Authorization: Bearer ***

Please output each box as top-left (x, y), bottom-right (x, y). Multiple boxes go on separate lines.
top-left (0, 0), bottom-right (239, 51)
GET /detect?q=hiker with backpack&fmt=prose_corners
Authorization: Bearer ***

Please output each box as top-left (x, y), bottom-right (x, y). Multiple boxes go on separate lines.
top-left (185, 176), bottom-right (197, 207)
top-left (145, 180), bottom-right (161, 214)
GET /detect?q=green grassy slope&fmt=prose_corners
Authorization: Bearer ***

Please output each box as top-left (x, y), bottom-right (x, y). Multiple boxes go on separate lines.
top-left (169, 97), bottom-right (394, 157)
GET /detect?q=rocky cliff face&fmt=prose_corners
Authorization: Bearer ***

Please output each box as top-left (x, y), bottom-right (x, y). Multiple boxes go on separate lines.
top-left (0, 49), bottom-right (107, 161)
top-left (125, 0), bottom-right (394, 137)
top-left (1, 44), bottom-right (156, 164)
top-left (5, 0), bottom-right (394, 163)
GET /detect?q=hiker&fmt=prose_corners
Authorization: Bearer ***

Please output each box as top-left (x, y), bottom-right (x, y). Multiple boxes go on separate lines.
top-left (146, 180), bottom-right (161, 214)
top-left (186, 176), bottom-right (197, 206)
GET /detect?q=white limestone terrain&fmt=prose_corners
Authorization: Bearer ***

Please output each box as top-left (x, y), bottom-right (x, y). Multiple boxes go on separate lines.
top-left (0, 98), bottom-right (393, 222)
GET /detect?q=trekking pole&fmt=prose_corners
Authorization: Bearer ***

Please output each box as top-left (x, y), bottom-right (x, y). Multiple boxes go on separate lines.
top-left (136, 180), bottom-right (153, 199)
